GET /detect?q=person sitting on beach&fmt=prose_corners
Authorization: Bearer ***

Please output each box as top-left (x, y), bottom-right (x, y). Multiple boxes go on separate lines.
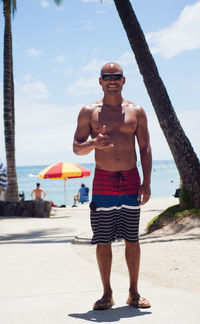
top-left (31, 183), bottom-right (46, 201)
top-left (72, 183), bottom-right (89, 207)
top-left (174, 178), bottom-right (183, 198)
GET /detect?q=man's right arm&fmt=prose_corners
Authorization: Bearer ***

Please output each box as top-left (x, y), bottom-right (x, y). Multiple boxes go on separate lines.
top-left (73, 107), bottom-right (113, 155)
top-left (73, 106), bottom-right (95, 155)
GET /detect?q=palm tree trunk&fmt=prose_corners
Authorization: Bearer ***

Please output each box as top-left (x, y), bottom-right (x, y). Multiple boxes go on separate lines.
top-left (3, 1), bottom-right (19, 201)
top-left (114, 0), bottom-right (200, 208)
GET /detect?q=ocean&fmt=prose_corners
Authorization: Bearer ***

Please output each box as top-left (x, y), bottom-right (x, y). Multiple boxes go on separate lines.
top-left (16, 160), bottom-right (180, 206)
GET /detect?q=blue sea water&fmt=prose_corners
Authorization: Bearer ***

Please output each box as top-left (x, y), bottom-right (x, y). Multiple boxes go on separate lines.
top-left (16, 160), bottom-right (180, 206)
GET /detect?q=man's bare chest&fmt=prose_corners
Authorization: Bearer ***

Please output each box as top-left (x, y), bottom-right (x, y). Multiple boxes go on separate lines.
top-left (91, 108), bottom-right (137, 135)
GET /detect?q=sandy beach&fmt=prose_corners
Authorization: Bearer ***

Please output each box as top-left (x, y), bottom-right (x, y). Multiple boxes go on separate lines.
top-left (0, 196), bottom-right (200, 324)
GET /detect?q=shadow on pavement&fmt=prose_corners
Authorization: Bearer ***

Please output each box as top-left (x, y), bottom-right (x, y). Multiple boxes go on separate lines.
top-left (0, 228), bottom-right (75, 244)
top-left (139, 234), bottom-right (200, 244)
top-left (68, 305), bottom-right (151, 322)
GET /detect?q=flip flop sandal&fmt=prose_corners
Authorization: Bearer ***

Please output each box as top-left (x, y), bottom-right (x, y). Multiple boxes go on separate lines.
top-left (93, 298), bottom-right (115, 310)
top-left (126, 296), bottom-right (151, 308)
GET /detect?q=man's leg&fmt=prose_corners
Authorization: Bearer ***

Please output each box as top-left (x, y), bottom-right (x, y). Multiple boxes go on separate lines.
top-left (125, 241), bottom-right (140, 297)
top-left (72, 196), bottom-right (78, 207)
top-left (93, 242), bottom-right (114, 309)
top-left (125, 240), bottom-right (151, 308)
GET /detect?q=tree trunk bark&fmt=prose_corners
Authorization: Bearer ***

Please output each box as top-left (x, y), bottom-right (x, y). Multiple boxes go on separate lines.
top-left (3, 3), bottom-right (19, 201)
top-left (114, 0), bottom-right (200, 208)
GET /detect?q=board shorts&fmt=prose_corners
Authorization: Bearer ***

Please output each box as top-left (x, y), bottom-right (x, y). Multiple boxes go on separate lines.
top-left (90, 168), bottom-right (141, 244)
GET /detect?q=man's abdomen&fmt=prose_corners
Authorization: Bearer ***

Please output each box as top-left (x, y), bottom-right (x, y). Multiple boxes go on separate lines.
top-left (95, 146), bottom-right (137, 171)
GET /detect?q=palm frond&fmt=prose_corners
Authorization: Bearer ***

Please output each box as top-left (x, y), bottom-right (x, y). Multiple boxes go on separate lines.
top-left (11, 0), bottom-right (17, 15)
top-left (54, 0), bottom-right (63, 5)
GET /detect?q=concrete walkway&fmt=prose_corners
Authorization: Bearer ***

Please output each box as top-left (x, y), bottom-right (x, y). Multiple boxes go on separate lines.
top-left (0, 200), bottom-right (199, 324)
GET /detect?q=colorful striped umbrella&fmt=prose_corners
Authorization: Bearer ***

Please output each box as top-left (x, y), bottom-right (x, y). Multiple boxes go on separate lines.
top-left (38, 162), bottom-right (91, 206)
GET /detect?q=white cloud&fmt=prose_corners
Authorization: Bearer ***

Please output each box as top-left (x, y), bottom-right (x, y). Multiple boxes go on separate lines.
top-left (178, 109), bottom-right (200, 156)
top-left (23, 74), bottom-right (32, 82)
top-left (82, 58), bottom-right (104, 73)
top-left (52, 67), bottom-right (75, 75)
top-left (13, 98), bottom-right (87, 165)
top-left (147, 109), bottom-right (200, 160)
top-left (19, 81), bottom-right (50, 101)
top-left (67, 76), bottom-right (100, 95)
top-left (118, 52), bottom-right (135, 66)
top-left (146, 1), bottom-right (200, 58)
top-left (54, 55), bottom-right (68, 63)
top-left (39, 0), bottom-right (50, 8)
top-left (81, 54), bottom-right (135, 75)
top-left (26, 48), bottom-right (43, 58)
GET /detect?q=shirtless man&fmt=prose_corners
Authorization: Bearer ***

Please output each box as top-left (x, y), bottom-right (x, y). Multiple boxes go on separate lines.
top-left (31, 183), bottom-right (46, 200)
top-left (73, 62), bottom-right (152, 310)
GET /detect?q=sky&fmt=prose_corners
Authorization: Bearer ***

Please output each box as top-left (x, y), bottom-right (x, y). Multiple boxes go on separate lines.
top-left (0, 0), bottom-right (199, 166)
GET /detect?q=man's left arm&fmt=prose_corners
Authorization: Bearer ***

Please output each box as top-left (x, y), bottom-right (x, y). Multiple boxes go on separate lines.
top-left (135, 107), bottom-right (152, 205)
top-left (42, 190), bottom-right (46, 200)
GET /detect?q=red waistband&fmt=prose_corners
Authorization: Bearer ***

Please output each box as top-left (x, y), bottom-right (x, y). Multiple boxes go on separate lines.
top-left (94, 168), bottom-right (139, 176)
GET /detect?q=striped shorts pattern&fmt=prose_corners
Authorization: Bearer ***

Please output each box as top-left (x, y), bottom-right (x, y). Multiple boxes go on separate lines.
top-left (90, 168), bottom-right (141, 244)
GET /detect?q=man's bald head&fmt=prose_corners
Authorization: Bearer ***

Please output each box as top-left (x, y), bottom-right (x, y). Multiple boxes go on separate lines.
top-left (100, 62), bottom-right (123, 76)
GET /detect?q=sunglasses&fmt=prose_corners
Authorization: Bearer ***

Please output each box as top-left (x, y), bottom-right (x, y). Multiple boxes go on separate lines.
top-left (101, 73), bottom-right (123, 81)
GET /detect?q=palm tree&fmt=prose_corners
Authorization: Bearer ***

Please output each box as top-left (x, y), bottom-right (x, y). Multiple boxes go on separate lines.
top-left (113, 0), bottom-right (200, 208)
top-left (3, 0), bottom-right (18, 201)
top-left (2, 0), bottom-right (63, 201)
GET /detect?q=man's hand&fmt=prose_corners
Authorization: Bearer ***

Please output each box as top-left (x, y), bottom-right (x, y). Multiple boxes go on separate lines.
top-left (137, 183), bottom-right (151, 206)
top-left (94, 125), bottom-right (114, 150)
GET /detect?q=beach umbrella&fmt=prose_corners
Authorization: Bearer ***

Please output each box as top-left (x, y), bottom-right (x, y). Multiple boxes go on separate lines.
top-left (38, 162), bottom-right (91, 206)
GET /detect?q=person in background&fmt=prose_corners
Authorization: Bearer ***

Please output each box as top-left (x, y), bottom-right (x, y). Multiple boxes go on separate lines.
top-left (0, 160), bottom-right (7, 200)
top-left (73, 62), bottom-right (152, 310)
top-left (19, 191), bottom-right (25, 201)
top-left (31, 183), bottom-right (46, 201)
top-left (174, 177), bottom-right (183, 198)
top-left (72, 183), bottom-right (89, 207)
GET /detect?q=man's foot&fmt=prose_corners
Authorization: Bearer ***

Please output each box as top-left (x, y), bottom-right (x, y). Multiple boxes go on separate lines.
top-left (93, 294), bottom-right (115, 310)
top-left (72, 204), bottom-right (77, 207)
top-left (126, 295), bottom-right (151, 308)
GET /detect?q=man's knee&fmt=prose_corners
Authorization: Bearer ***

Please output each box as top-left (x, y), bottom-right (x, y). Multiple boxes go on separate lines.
top-left (97, 242), bottom-right (112, 251)
top-left (125, 240), bottom-right (140, 249)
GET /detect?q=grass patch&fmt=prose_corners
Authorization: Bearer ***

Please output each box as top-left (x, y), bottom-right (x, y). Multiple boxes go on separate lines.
top-left (175, 208), bottom-right (200, 218)
top-left (146, 204), bottom-right (200, 233)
